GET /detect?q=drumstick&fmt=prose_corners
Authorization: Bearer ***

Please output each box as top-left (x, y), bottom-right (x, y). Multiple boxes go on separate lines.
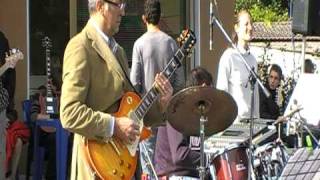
top-left (273, 106), bottom-right (303, 125)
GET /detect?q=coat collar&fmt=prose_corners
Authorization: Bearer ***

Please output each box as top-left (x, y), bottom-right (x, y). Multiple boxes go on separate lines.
top-left (84, 21), bottom-right (126, 79)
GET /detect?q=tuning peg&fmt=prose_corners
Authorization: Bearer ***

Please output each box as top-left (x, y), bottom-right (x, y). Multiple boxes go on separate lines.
top-left (11, 48), bottom-right (18, 54)
top-left (187, 50), bottom-right (194, 58)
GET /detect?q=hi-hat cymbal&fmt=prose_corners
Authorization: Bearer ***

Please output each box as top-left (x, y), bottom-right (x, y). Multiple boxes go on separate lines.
top-left (166, 86), bottom-right (238, 136)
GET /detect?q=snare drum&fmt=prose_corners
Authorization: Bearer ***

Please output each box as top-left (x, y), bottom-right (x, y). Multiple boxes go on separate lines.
top-left (212, 145), bottom-right (248, 180)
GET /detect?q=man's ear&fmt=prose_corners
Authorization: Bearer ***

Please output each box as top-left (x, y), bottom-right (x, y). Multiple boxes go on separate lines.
top-left (234, 24), bottom-right (238, 33)
top-left (142, 15), bottom-right (147, 24)
top-left (96, 0), bottom-right (105, 13)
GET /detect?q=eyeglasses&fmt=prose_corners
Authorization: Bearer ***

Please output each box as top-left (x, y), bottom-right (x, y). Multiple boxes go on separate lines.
top-left (103, 0), bottom-right (126, 10)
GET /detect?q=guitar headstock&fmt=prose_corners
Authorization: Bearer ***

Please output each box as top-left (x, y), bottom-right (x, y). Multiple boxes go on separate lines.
top-left (42, 36), bottom-right (52, 49)
top-left (177, 29), bottom-right (196, 57)
top-left (5, 48), bottom-right (24, 68)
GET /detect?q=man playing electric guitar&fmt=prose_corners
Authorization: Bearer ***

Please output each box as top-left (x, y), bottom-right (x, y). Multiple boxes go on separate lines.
top-left (60, 0), bottom-right (173, 179)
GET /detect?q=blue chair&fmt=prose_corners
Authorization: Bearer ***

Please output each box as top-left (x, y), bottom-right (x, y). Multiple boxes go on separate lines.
top-left (22, 100), bottom-right (32, 125)
top-left (22, 100), bottom-right (70, 180)
top-left (33, 119), bottom-right (70, 180)
top-left (22, 100), bottom-right (34, 180)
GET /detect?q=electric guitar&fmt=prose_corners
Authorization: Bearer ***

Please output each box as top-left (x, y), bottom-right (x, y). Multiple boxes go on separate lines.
top-left (41, 36), bottom-right (59, 133)
top-left (0, 49), bottom-right (23, 76)
top-left (85, 29), bottom-right (196, 180)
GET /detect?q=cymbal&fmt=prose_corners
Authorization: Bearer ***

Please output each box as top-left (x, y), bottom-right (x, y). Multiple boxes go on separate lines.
top-left (166, 86), bottom-right (238, 136)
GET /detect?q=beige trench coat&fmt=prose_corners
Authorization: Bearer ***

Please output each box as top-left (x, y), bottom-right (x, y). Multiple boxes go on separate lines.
top-left (60, 22), bottom-right (164, 180)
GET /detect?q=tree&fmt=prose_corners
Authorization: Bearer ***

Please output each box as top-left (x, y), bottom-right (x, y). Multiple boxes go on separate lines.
top-left (235, 0), bottom-right (289, 22)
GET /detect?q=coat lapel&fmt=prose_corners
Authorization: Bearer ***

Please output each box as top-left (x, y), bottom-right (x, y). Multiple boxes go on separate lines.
top-left (85, 23), bottom-right (126, 79)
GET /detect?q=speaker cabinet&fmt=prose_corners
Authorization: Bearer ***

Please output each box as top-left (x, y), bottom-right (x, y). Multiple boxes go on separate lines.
top-left (292, 0), bottom-right (320, 36)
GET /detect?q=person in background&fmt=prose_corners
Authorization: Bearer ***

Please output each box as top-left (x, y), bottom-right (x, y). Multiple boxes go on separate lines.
top-left (305, 59), bottom-right (315, 74)
top-left (155, 67), bottom-right (212, 180)
top-left (0, 30), bottom-right (16, 111)
top-left (0, 30), bottom-right (17, 180)
top-left (60, 0), bottom-right (173, 179)
top-left (0, 76), bottom-right (9, 180)
top-left (216, 10), bottom-right (260, 123)
top-left (130, 0), bottom-right (185, 178)
top-left (5, 109), bottom-right (30, 179)
top-left (259, 64), bottom-right (282, 120)
top-left (30, 77), bottom-right (61, 180)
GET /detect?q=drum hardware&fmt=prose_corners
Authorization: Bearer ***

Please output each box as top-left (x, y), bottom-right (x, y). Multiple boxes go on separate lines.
top-left (284, 108), bottom-right (320, 149)
top-left (166, 86), bottom-right (238, 180)
top-left (140, 141), bottom-right (158, 180)
top-left (199, 108), bottom-right (207, 180)
top-left (253, 141), bottom-right (289, 179)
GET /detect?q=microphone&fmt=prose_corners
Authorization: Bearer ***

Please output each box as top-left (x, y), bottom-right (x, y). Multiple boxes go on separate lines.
top-left (209, 0), bottom-right (213, 50)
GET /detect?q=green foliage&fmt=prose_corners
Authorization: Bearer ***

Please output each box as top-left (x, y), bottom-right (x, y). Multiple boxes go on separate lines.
top-left (235, 0), bottom-right (289, 22)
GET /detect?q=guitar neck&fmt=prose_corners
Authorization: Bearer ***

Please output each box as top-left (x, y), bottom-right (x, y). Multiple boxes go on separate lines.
top-left (46, 48), bottom-right (53, 97)
top-left (134, 48), bottom-right (186, 120)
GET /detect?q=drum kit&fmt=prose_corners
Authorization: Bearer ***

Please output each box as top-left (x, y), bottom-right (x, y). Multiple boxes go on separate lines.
top-left (164, 85), bottom-right (298, 180)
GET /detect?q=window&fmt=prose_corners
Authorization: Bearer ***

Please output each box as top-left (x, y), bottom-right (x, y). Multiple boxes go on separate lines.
top-left (76, 0), bottom-right (186, 67)
top-left (29, 0), bottom-right (69, 75)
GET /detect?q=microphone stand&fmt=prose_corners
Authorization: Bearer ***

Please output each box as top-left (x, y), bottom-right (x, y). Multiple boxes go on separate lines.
top-left (210, 14), bottom-right (270, 180)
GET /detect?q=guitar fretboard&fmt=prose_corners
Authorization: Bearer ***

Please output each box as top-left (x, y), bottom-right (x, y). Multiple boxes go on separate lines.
top-left (134, 48), bottom-right (186, 120)
top-left (45, 48), bottom-right (53, 98)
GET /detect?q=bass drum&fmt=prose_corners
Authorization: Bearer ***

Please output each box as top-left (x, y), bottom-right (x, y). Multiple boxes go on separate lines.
top-left (212, 145), bottom-right (249, 180)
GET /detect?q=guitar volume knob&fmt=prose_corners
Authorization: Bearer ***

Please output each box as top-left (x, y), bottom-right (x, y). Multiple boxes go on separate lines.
top-left (127, 163), bottom-right (131, 169)
top-left (120, 173), bottom-right (125, 179)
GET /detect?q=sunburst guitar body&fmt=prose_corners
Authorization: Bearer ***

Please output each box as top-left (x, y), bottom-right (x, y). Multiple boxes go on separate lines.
top-left (85, 92), bottom-right (151, 180)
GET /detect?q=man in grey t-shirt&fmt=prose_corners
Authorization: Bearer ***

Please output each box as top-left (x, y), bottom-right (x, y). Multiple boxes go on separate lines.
top-left (130, 0), bottom-right (185, 178)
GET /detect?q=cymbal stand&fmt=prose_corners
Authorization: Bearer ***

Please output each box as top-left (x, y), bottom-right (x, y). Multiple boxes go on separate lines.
top-left (297, 119), bottom-right (320, 148)
top-left (287, 116), bottom-right (319, 148)
top-left (198, 103), bottom-right (208, 180)
top-left (141, 142), bottom-right (159, 180)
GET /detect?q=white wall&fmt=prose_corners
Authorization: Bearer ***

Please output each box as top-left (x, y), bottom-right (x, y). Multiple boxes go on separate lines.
top-left (251, 46), bottom-right (320, 78)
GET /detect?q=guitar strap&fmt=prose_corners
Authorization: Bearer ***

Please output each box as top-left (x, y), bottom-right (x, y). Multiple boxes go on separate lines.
top-left (114, 49), bottom-right (140, 97)
top-left (99, 50), bottom-right (141, 115)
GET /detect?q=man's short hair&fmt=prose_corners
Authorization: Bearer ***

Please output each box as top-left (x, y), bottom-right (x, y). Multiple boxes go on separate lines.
top-left (144, 0), bottom-right (161, 25)
top-left (88, 0), bottom-right (98, 14)
top-left (187, 67), bottom-right (213, 87)
top-left (305, 59), bottom-right (315, 73)
top-left (269, 64), bottom-right (282, 79)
